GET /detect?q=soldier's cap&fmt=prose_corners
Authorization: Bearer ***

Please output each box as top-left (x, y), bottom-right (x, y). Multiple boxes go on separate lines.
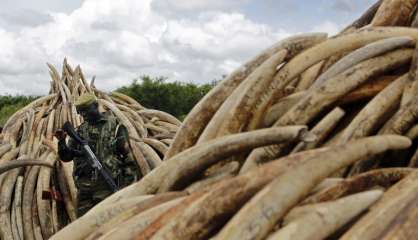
top-left (75, 93), bottom-right (97, 109)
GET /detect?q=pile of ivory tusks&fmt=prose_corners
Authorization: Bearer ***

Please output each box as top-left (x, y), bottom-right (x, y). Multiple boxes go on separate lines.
top-left (0, 60), bottom-right (181, 240)
top-left (0, 0), bottom-right (414, 239)
top-left (47, 1), bottom-right (418, 240)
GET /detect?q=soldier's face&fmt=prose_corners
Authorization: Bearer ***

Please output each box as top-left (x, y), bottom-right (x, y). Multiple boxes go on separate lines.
top-left (77, 103), bottom-right (100, 123)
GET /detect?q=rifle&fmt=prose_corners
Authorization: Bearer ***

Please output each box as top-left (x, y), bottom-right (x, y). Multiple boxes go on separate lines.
top-left (62, 121), bottom-right (119, 192)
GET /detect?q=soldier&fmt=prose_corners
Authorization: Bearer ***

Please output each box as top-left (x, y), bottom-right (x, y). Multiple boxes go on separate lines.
top-left (56, 93), bottom-right (140, 217)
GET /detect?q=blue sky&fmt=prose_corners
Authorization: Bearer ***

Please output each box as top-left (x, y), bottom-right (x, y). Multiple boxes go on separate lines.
top-left (0, 0), bottom-right (378, 95)
top-left (242, 0), bottom-right (376, 31)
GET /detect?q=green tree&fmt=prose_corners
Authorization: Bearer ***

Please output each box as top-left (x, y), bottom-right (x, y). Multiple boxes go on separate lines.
top-left (116, 75), bottom-right (216, 120)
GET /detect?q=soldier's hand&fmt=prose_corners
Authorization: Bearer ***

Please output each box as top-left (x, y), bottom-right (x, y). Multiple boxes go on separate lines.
top-left (54, 129), bottom-right (67, 141)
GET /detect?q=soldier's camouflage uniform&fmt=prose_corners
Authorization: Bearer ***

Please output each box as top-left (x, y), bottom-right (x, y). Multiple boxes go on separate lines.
top-left (58, 111), bottom-right (140, 217)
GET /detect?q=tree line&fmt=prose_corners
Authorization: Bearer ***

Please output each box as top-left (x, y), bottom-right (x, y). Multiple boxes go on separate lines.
top-left (116, 76), bottom-right (217, 120)
top-left (0, 76), bottom-right (217, 126)
top-left (0, 95), bottom-right (39, 126)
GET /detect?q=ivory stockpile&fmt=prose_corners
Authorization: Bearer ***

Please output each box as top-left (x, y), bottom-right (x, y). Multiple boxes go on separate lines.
top-left (4, 0), bottom-right (418, 239)
top-left (0, 60), bottom-right (180, 240)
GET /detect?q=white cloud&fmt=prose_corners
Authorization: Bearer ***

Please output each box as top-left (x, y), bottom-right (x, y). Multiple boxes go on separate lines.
top-left (152, 0), bottom-right (253, 13)
top-left (311, 21), bottom-right (341, 36)
top-left (0, 0), bottom-right (341, 95)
